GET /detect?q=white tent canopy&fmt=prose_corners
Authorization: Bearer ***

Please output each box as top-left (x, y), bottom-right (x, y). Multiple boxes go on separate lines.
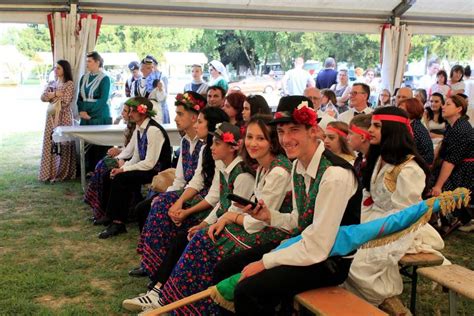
top-left (0, 0), bottom-right (472, 35)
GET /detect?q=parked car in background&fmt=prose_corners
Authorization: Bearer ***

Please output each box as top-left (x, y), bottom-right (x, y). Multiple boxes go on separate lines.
top-left (228, 75), bottom-right (280, 94)
top-left (260, 63), bottom-right (284, 79)
top-left (304, 60), bottom-right (322, 77)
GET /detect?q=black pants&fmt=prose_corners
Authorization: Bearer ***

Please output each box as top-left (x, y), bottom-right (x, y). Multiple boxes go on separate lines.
top-left (151, 231), bottom-right (189, 286)
top-left (85, 145), bottom-right (109, 173)
top-left (105, 170), bottom-right (156, 222)
top-left (135, 197), bottom-right (154, 233)
top-left (214, 241), bottom-right (353, 316)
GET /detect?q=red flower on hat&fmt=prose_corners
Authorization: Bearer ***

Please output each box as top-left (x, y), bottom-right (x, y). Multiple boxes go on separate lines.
top-left (176, 93), bottom-right (184, 101)
top-left (137, 104), bottom-right (148, 114)
top-left (193, 105), bottom-right (200, 111)
top-left (222, 132), bottom-right (235, 143)
top-left (274, 112), bottom-right (284, 119)
top-left (293, 104), bottom-right (317, 126)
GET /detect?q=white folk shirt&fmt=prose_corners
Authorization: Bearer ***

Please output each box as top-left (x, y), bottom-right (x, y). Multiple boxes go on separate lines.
top-left (262, 142), bottom-right (357, 269)
top-left (344, 157), bottom-right (445, 305)
top-left (122, 118), bottom-right (165, 172)
top-left (242, 165), bottom-right (292, 234)
top-left (203, 156), bottom-right (255, 225)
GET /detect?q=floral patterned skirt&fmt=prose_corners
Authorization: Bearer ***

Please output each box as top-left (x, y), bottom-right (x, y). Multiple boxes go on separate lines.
top-left (139, 189), bottom-right (209, 278)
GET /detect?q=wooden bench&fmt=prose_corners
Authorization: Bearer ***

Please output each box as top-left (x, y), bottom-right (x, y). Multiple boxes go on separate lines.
top-left (418, 264), bottom-right (474, 316)
top-left (399, 253), bottom-right (443, 314)
top-left (294, 286), bottom-right (387, 315)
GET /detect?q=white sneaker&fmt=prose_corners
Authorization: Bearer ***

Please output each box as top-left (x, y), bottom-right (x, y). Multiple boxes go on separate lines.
top-left (458, 220), bottom-right (474, 232)
top-left (122, 288), bottom-right (162, 312)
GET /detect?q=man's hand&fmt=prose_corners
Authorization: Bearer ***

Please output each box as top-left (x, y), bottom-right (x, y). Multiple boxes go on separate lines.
top-left (239, 260), bottom-right (266, 281)
top-left (110, 167), bottom-right (124, 178)
top-left (107, 147), bottom-right (121, 157)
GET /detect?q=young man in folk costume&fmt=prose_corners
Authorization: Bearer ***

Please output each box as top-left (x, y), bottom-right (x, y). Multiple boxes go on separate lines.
top-left (97, 97), bottom-right (172, 239)
top-left (213, 96), bottom-right (362, 315)
top-left (131, 91), bottom-right (207, 242)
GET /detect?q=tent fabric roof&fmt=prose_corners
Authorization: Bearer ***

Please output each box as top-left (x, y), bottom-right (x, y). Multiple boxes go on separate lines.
top-left (0, 0), bottom-right (472, 35)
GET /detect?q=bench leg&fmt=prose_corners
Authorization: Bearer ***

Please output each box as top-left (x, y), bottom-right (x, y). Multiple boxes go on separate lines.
top-left (409, 265), bottom-right (418, 315)
top-left (448, 290), bottom-right (457, 316)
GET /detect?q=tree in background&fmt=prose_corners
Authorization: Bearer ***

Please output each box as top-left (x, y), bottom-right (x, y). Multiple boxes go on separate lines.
top-left (3, 24), bottom-right (473, 77)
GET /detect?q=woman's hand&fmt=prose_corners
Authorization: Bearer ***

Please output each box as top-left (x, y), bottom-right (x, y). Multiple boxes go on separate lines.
top-left (187, 222), bottom-right (207, 240)
top-left (239, 260), bottom-right (266, 281)
top-left (239, 200), bottom-right (271, 225)
top-left (55, 90), bottom-right (64, 97)
top-left (79, 111), bottom-right (91, 120)
top-left (169, 209), bottom-right (189, 225)
top-left (47, 92), bottom-right (56, 100)
top-left (207, 217), bottom-right (231, 242)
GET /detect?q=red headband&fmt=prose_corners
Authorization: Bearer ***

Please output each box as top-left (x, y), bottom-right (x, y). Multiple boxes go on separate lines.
top-left (326, 126), bottom-right (348, 137)
top-left (372, 114), bottom-right (413, 137)
top-left (350, 125), bottom-right (371, 140)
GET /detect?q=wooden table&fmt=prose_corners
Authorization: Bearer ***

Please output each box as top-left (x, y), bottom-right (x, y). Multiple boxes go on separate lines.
top-left (418, 264), bottom-right (474, 316)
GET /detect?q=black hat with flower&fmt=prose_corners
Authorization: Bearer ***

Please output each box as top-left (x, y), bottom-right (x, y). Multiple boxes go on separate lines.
top-left (269, 96), bottom-right (318, 126)
top-left (209, 122), bottom-right (241, 147)
top-left (175, 91), bottom-right (207, 113)
top-left (124, 97), bottom-right (157, 117)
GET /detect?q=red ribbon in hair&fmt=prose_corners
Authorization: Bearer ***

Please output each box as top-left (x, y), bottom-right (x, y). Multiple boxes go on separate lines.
top-left (326, 126), bottom-right (348, 137)
top-left (350, 125), bottom-right (371, 140)
top-left (372, 114), bottom-right (414, 137)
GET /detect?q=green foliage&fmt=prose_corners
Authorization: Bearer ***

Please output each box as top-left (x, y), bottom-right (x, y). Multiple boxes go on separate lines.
top-left (4, 24), bottom-right (473, 74)
top-left (0, 24), bottom-right (50, 58)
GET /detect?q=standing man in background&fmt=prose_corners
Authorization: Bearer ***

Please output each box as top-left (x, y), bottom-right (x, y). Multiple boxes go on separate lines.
top-left (316, 57), bottom-right (338, 89)
top-left (282, 57), bottom-right (315, 96)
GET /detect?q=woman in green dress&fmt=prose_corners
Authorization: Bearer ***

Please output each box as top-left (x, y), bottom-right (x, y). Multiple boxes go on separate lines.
top-left (77, 51), bottom-right (112, 171)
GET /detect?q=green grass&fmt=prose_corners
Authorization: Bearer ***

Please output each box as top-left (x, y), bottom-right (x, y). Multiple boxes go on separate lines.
top-left (0, 131), bottom-right (473, 315)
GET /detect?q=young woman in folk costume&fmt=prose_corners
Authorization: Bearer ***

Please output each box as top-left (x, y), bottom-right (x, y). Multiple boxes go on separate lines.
top-left (125, 122), bottom-right (258, 313)
top-left (344, 107), bottom-right (445, 305)
top-left (323, 121), bottom-right (356, 164)
top-left (137, 107), bottom-right (230, 278)
top-left (84, 104), bottom-right (136, 222)
top-left (147, 115), bottom-right (294, 315)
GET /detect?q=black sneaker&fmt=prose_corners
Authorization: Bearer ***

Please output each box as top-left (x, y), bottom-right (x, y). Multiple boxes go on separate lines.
top-left (98, 223), bottom-right (127, 239)
top-left (129, 266), bottom-right (148, 277)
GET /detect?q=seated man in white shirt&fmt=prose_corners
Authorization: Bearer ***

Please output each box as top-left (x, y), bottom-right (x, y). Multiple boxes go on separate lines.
top-left (213, 96), bottom-right (362, 315)
top-left (98, 97), bottom-right (172, 239)
top-left (338, 83), bottom-right (374, 124)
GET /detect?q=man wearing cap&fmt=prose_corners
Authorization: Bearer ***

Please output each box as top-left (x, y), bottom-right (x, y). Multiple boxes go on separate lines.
top-left (214, 96), bottom-right (361, 315)
top-left (97, 97), bottom-right (172, 239)
top-left (125, 61), bottom-right (141, 98)
top-left (131, 56), bottom-right (171, 124)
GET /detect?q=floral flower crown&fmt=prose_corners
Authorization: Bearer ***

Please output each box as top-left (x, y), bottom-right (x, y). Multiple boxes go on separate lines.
top-left (274, 101), bottom-right (318, 126)
top-left (133, 103), bottom-right (157, 117)
top-left (175, 93), bottom-right (206, 112)
top-left (214, 123), bottom-right (241, 146)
